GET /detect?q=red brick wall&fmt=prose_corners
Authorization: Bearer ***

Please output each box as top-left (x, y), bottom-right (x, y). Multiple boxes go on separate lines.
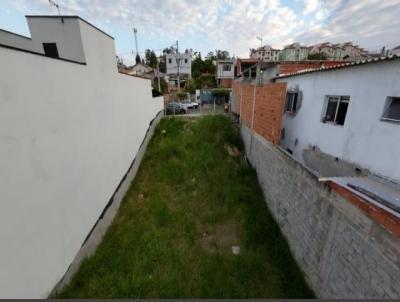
top-left (252, 83), bottom-right (287, 144)
top-left (232, 80), bottom-right (287, 145)
top-left (219, 78), bottom-right (233, 88)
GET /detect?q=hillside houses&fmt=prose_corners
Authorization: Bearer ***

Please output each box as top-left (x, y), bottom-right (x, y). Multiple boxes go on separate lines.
top-left (249, 41), bottom-right (371, 62)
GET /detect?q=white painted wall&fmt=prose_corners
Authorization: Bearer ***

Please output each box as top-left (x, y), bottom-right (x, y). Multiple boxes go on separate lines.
top-left (277, 60), bottom-right (400, 182)
top-left (216, 61), bottom-right (234, 79)
top-left (166, 53), bottom-right (191, 75)
top-left (0, 19), bottom-right (163, 298)
top-left (27, 17), bottom-right (86, 63)
top-left (0, 29), bottom-right (34, 51)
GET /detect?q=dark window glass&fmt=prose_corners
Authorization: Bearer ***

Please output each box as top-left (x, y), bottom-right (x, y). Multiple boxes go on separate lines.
top-left (324, 96), bottom-right (349, 125)
top-left (292, 93), bottom-right (298, 111)
top-left (336, 101), bottom-right (349, 125)
top-left (325, 97), bottom-right (338, 122)
top-left (382, 97), bottom-right (400, 121)
top-left (285, 92), bottom-right (298, 113)
top-left (168, 59), bottom-right (172, 64)
top-left (43, 43), bottom-right (59, 58)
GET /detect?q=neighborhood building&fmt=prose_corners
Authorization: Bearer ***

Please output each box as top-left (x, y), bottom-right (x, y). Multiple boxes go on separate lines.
top-left (279, 42), bottom-right (310, 61)
top-left (231, 54), bottom-right (400, 298)
top-left (216, 59), bottom-right (235, 88)
top-left (275, 56), bottom-right (400, 184)
top-left (250, 45), bottom-right (280, 62)
top-left (124, 62), bottom-right (153, 76)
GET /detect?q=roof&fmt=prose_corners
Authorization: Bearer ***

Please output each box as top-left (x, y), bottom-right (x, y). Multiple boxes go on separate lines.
top-left (237, 58), bottom-right (259, 63)
top-left (0, 28), bottom-right (31, 40)
top-left (325, 175), bottom-right (400, 217)
top-left (275, 54), bottom-right (400, 79)
top-left (25, 15), bottom-right (114, 40)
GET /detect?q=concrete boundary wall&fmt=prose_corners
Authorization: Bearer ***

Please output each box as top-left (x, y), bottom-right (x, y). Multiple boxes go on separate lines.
top-left (51, 111), bottom-right (163, 296)
top-left (241, 125), bottom-right (400, 298)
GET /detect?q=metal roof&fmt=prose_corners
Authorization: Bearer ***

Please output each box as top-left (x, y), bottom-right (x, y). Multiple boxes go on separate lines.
top-left (275, 54), bottom-right (400, 79)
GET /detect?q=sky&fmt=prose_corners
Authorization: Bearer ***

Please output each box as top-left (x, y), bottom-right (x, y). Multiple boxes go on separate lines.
top-left (1, 0), bottom-right (400, 65)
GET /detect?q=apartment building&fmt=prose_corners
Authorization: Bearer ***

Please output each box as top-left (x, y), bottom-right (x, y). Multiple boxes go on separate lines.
top-left (250, 45), bottom-right (281, 62)
top-left (279, 43), bottom-right (310, 61)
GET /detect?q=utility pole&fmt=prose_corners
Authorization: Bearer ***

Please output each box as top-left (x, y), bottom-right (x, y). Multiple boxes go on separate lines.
top-left (257, 34), bottom-right (263, 48)
top-left (133, 28), bottom-right (139, 60)
top-left (157, 55), bottom-right (161, 92)
top-left (176, 40), bottom-right (181, 92)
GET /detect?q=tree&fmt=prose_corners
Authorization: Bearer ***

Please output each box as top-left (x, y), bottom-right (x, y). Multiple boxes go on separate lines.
top-left (145, 49), bottom-right (158, 69)
top-left (135, 54), bottom-right (141, 64)
top-left (307, 52), bottom-right (327, 60)
top-left (215, 49), bottom-right (230, 60)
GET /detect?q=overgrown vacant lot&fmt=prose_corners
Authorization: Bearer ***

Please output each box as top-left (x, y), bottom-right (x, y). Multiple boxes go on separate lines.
top-left (58, 115), bottom-right (314, 298)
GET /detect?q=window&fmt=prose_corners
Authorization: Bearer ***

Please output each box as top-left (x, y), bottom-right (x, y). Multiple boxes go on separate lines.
top-left (285, 92), bottom-right (298, 113)
top-left (184, 58), bottom-right (188, 63)
top-left (223, 64), bottom-right (231, 71)
top-left (322, 96), bottom-right (350, 126)
top-left (168, 58), bottom-right (172, 64)
top-left (382, 97), bottom-right (400, 122)
top-left (43, 43), bottom-right (59, 58)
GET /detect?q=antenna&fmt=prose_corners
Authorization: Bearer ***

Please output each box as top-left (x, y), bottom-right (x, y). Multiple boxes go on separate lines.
top-left (49, 0), bottom-right (63, 23)
top-left (133, 28), bottom-right (139, 60)
top-left (256, 34), bottom-right (263, 48)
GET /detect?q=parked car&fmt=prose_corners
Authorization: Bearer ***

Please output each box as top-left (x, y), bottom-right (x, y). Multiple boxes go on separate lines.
top-left (166, 102), bottom-right (187, 115)
top-left (181, 101), bottom-right (199, 109)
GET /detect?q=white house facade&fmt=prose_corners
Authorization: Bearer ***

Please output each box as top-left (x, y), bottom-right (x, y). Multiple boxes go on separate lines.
top-left (216, 59), bottom-right (235, 79)
top-left (0, 15), bottom-right (163, 298)
top-left (166, 53), bottom-right (191, 76)
top-left (276, 57), bottom-right (400, 183)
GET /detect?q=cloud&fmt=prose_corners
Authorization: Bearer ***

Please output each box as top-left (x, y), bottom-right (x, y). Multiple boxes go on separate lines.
top-left (5, 0), bottom-right (400, 57)
top-left (303, 0), bottom-right (319, 15)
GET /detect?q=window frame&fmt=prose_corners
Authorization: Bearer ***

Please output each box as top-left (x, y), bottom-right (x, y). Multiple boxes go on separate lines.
top-left (322, 95), bottom-right (350, 126)
top-left (381, 96), bottom-right (400, 123)
top-left (285, 91), bottom-right (299, 114)
top-left (223, 64), bottom-right (231, 72)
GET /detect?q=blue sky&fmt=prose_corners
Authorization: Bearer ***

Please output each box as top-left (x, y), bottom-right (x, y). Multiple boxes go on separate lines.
top-left (1, 0), bottom-right (400, 65)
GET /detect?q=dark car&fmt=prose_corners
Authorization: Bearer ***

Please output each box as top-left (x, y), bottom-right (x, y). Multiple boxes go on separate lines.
top-left (166, 102), bottom-right (187, 115)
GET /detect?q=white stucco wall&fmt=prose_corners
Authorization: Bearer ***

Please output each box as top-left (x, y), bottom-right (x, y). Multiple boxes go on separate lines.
top-left (0, 29), bottom-right (34, 51)
top-left (166, 53), bottom-right (191, 75)
top-left (216, 62), bottom-right (234, 79)
top-left (27, 17), bottom-right (86, 62)
top-left (277, 60), bottom-right (400, 182)
top-left (0, 20), bottom-right (162, 298)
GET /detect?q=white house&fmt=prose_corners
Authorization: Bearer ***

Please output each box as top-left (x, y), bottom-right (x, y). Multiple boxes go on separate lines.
top-left (216, 59), bottom-right (235, 88)
top-left (125, 62), bottom-right (153, 76)
top-left (275, 56), bottom-right (400, 183)
top-left (166, 53), bottom-right (191, 76)
top-left (0, 15), bottom-right (163, 298)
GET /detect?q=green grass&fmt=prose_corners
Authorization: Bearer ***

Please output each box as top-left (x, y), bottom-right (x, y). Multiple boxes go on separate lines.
top-left (57, 115), bottom-right (314, 298)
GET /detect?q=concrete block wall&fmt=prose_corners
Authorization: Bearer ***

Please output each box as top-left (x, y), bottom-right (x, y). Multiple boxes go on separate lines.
top-left (241, 125), bottom-right (400, 299)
